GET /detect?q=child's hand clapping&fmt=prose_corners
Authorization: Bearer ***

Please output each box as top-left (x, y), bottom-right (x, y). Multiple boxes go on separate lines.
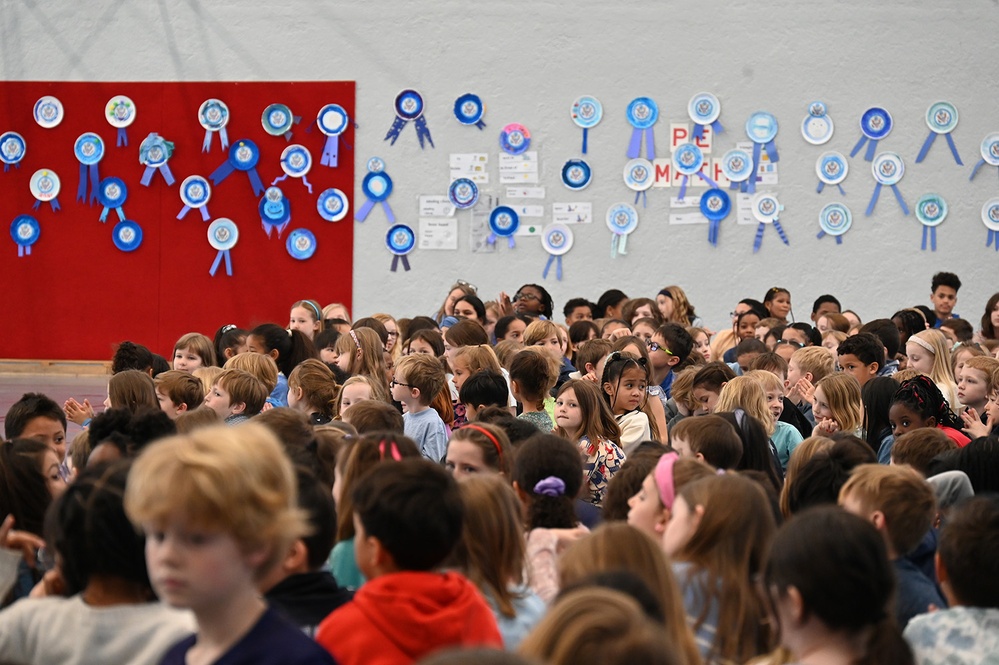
top-left (608, 327), bottom-right (633, 341)
top-left (961, 407), bottom-right (993, 440)
top-left (813, 418), bottom-right (840, 437)
top-left (789, 377), bottom-right (815, 406)
top-left (63, 398), bottom-right (94, 426)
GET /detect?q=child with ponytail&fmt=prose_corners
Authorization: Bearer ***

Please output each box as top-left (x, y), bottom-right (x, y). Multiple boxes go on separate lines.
top-left (890, 375), bottom-right (970, 447)
top-left (247, 323), bottom-right (317, 407)
top-left (287, 358), bottom-right (339, 425)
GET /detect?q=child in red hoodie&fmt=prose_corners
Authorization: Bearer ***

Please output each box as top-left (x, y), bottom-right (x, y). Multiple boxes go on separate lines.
top-left (316, 458), bottom-right (502, 664)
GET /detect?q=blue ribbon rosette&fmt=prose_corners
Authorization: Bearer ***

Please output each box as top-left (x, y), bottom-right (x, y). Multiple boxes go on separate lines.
top-left (816, 151), bottom-right (849, 196)
top-left (262, 103), bottom-right (301, 141)
top-left (982, 199), bottom-right (999, 252)
top-left (316, 104), bottom-right (350, 168)
top-left (386, 224), bottom-right (415, 272)
top-left (30, 169), bottom-right (61, 212)
top-left (561, 159), bottom-right (592, 191)
top-left (672, 143), bottom-right (718, 201)
top-left (105, 96), bottom-right (136, 147)
top-left (623, 158), bottom-right (654, 207)
top-left (0, 132), bottom-right (26, 172)
top-left (699, 188), bottom-right (731, 247)
top-left (721, 148), bottom-right (754, 193)
top-left (745, 112), bottom-right (779, 194)
top-left (750, 193), bottom-right (789, 253)
top-left (177, 175), bottom-right (212, 222)
top-left (801, 101), bottom-right (834, 146)
top-left (199, 99), bottom-right (230, 153)
top-left (866, 152), bottom-right (910, 217)
top-left (606, 203), bottom-right (639, 258)
top-left (688, 93), bottom-right (724, 140)
top-left (317, 188), bottom-right (350, 222)
top-left (97, 177), bottom-right (128, 223)
top-left (626, 97), bottom-right (658, 160)
top-left (571, 96), bottom-right (602, 154)
top-left (448, 178), bottom-right (479, 210)
top-left (970, 133), bottom-right (999, 184)
top-left (272, 144), bottom-right (314, 193)
top-left (210, 139), bottom-right (265, 197)
top-left (454, 94), bottom-right (487, 131)
top-left (851, 107), bottom-right (892, 162)
top-left (488, 206), bottom-right (519, 248)
top-left (10, 215), bottom-right (40, 257)
top-left (541, 223), bottom-right (573, 280)
top-left (74, 133), bottom-right (104, 204)
top-left (258, 187), bottom-right (292, 239)
top-left (207, 218), bottom-right (238, 276)
top-left (112, 220), bottom-right (143, 253)
top-left (916, 102), bottom-right (962, 166)
top-left (915, 194), bottom-right (947, 252)
top-left (816, 203), bottom-right (852, 245)
top-left (385, 90), bottom-right (433, 149)
top-left (355, 158), bottom-right (395, 223)
top-left (139, 133), bottom-right (176, 187)
top-left (286, 228), bottom-right (317, 261)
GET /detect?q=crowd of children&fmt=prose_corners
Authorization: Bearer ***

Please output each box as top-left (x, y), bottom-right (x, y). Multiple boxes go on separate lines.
top-left (1, 272), bottom-right (998, 664)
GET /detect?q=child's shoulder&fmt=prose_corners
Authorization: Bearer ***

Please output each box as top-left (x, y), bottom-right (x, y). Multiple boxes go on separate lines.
top-left (223, 607), bottom-right (336, 664)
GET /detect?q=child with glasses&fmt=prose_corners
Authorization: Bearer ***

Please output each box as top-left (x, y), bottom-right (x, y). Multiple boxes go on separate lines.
top-left (393, 355), bottom-right (449, 462)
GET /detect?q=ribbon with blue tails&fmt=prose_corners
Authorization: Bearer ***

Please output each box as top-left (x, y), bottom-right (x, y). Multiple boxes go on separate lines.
top-left (921, 226), bottom-right (938, 252)
top-left (210, 158), bottom-right (265, 197)
top-left (969, 161), bottom-right (999, 184)
top-left (355, 196), bottom-right (396, 223)
top-left (747, 142), bottom-right (778, 194)
top-left (77, 164), bottom-right (101, 205)
top-left (988, 229), bottom-right (999, 251)
top-left (100, 204), bottom-right (125, 224)
top-left (850, 134), bottom-right (881, 162)
top-left (693, 119), bottom-right (724, 140)
top-left (678, 172), bottom-right (719, 201)
top-left (753, 221), bottom-right (789, 253)
top-left (816, 229), bottom-right (844, 245)
top-left (202, 127), bottom-right (229, 154)
top-left (177, 203), bottom-right (210, 222)
top-left (865, 184), bottom-right (910, 216)
top-left (627, 128), bottom-right (656, 161)
top-left (816, 181), bottom-right (846, 196)
top-left (390, 255), bottom-right (411, 272)
top-left (209, 249), bottom-right (233, 276)
top-left (917, 131), bottom-right (962, 166)
top-left (487, 233), bottom-right (516, 249)
top-left (33, 198), bottom-right (60, 212)
top-left (542, 255), bottom-right (563, 281)
top-left (140, 164), bottom-right (175, 187)
top-left (117, 129), bottom-right (128, 148)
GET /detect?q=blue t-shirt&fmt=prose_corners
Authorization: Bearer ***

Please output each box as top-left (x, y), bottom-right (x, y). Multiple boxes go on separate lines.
top-left (161, 607), bottom-right (334, 665)
top-left (403, 407), bottom-right (448, 463)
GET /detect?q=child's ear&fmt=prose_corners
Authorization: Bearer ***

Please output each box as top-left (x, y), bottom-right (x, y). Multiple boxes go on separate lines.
top-left (410, 387), bottom-right (421, 401)
top-left (602, 381), bottom-right (613, 396)
top-left (695, 452), bottom-right (705, 462)
top-left (268, 349), bottom-right (280, 362)
top-left (230, 401), bottom-right (247, 415)
top-left (667, 355), bottom-right (680, 368)
top-left (926, 416), bottom-right (938, 428)
top-left (804, 372), bottom-right (814, 383)
top-left (176, 402), bottom-right (189, 415)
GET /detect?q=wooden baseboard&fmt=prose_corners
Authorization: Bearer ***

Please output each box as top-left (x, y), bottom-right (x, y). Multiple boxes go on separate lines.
top-left (0, 360), bottom-right (111, 376)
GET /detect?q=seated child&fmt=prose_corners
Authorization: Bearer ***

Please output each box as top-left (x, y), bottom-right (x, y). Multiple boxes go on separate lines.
top-left (890, 428), bottom-right (957, 476)
top-left (669, 415), bottom-right (742, 470)
top-left (839, 464), bottom-right (945, 628)
top-left (904, 495), bottom-right (999, 664)
top-left (785, 346), bottom-right (835, 425)
top-left (750, 352), bottom-right (813, 438)
top-left (316, 459), bottom-right (502, 663)
top-left (691, 362), bottom-right (737, 415)
top-left (891, 376), bottom-right (970, 447)
top-left (203, 368), bottom-right (268, 425)
top-left (836, 332), bottom-right (885, 389)
top-left (154, 370), bottom-right (205, 419)
top-left (125, 424), bottom-right (335, 664)
top-left (394, 354), bottom-right (449, 462)
top-left (957, 356), bottom-right (999, 438)
top-left (4, 392), bottom-right (67, 460)
top-left (458, 370), bottom-right (510, 421)
top-left (510, 348), bottom-right (560, 432)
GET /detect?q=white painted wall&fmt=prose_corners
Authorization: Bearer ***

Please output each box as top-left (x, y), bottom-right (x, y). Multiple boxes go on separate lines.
top-left (5, 1), bottom-right (997, 331)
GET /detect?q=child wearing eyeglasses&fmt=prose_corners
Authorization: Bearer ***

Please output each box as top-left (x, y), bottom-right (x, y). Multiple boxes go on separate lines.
top-left (393, 355), bottom-right (449, 462)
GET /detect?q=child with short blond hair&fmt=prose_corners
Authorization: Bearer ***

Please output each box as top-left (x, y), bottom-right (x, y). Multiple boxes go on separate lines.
top-left (394, 354), bottom-right (449, 462)
top-left (785, 346), bottom-right (835, 425)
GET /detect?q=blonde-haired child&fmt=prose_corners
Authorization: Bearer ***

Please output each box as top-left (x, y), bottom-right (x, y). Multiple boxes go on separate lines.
top-left (786, 345), bottom-right (836, 425)
top-left (812, 373), bottom-right (864, 437)
top-left (335, 376), bottom-right (374, 419)
top-left (744, 369), bottom-right (804, 470)
top-left (172, 332), bottom-right (217, 372)
top-left (906, 329), bottom-right (961, 414)
top-left (331, 328), bottom-right (390, 403)
top-left (192, 366), bottom-right (223, 397)
top-left (124, 423), bottom-right (332, 664)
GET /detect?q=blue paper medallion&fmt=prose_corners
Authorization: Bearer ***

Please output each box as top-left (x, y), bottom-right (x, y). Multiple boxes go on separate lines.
top-left (317, 104), bottom-right (350, 167)
top-left (915, 194), bottom-right (947, 251)
top-left (867, 152), bottom-right (909, 216)
top-left (210, 139), bottom-right (265, 197)
top-left (541, 223), bottom-right (573, 281)
top-left (801, 101), bottom-right (834, 145)
top-left (454, 94), bottom-right (486, 130)
top-left (286, 228), bottom-right (317, 261)
top-left (178, 175), bottom-right (212, 221)
top-left (385, 89), bottom-right (434, 149)
top-left (448, 178), bottom-right (479, 209)
top-left (10, 215), bottom-right (40, 257)
top-left (688, 93), bottom-right (724, 140)
top-left (34, 96), bottom-right (64, 129)
top-left (367, 157), bottom-right (386, 173)
top-left (721, 148), bottom-right (754, 192)
top-left (817, 202), bottom-right (852, 245)
top-left (981, 198), bottom-right (999, 251)
top-left (30, 169), bottom-right (61, 212)
top-left (623, 158), bottom-right (654, 207)
top-left (571, 95), bottom-right (602, 153)
top-left (750, 192), bottom-right (789, 253)
top-left (97, 177), bottom-right (128, 223)
top-left (355, 161), bottom-right (396, 223)
top-left (199, 99), bottom-right (230, 153)
top-left (699, 188), bottom-right (731, 247)
top-left (1, 132), bottom-right (26, 171)
top-left (488, 206), bottom-right (520, 248)
top-left (606, 203), bottom-right (639, 258)
top-left (561, 159), bottom-right (592, 191)
top-left (317, 188), bottom-right (350, 222)
top-left (672, 143), bottom-right (717, 200)
top-left (917, 102), bottom-right (962, 166)
top-left (112, 220), bottom-right (143, 253)
top-left (74, 132), bottom-right (104, 203)
top-left (970, 133), bottom-right (999, 183)
top-left (745, 112), bottom-right (779, 194)
top-left (272, 144), bottom-right (314, 193)
top-left (106, 96), bottom-right (136, 147)
top-left (259, 186), bottom-right (292, 239)
top-left (816, 151), bottom-right (849, 195)
top-left (262, 103), bottom-right (299, 140)
top-left (208, 217), bottom-right (238, 277)
top-left (626, 97), bottom-right (659, 159)
top-left (851, 107), bottom-right (893, 162)
top-left (500, 123), bottom-right (531, 155)
top-left (139, 133), bottom-right (176, 187)
top-left (386, 224), bottom-right (416, 272)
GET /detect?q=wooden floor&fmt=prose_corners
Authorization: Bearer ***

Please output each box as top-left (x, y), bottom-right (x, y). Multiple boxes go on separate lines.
top-left (1, 374), bottom-right (109, 440)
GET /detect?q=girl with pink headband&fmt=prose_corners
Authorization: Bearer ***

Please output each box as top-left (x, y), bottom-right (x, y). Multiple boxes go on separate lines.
top-left (626, 451), bottom-right (714, 542)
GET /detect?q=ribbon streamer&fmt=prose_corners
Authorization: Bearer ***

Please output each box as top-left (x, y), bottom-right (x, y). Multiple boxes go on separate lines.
top-left (921, 226), bottom-right (937, 252)
top-left (816, 230), bottom-right (844, 245)
top-left (610, 233), bottom-right (629, 258)
top-left (582, 128), bottom-right (589, 154)
top-left (18, 245), bottom-right (30, 257)
top-left (117, 129), bottom-right (128, 147)
top-left (140, 164), bottom-right (176, 187)
top-left (390, 255), bottom-right (412, 272)
top-left (969, 160), bottom-right (999, 184)
top-left (678, 172), bottom-right (719, 201)
top-left (210, 159), bottom-right (264, 197)
top-left (414, 117), bottom-right (434, 149)
top-left (865, 184), bottom-right (910, 216)
top-left (816, 181), bottom-right (846, 196)
top-left (321, 136), bottom-right (340, 167)
top-left (542, 255), bottom-right (563, 281)
top-left (32, 198), bottom-right (60, 212)
top-left (76, 164), bottom-right (101, 205)
top-left (355, 197), bottom-right (396, 223)
top-left (271, 173), bottom-right (314, 194)
top-left (626, 128), bottom-right (656, 160)
top-left (988, 230), bottom-right (999, 251)
top-left (747, 142), bottom-right (778, 195)
top-left (850, 134), bottom-right (881, 162)
top-left (916, 132), bottom-right (962, 165)
top-left (177, 203), bottom-right (211, 222)
top-left (487, 233), bottom-right (516, 249)
top-left (753, 221), bottom-right (790, 253)
top-left (693, 119), bottom-right (724, 140)
top-left (202, 127), bottom-right (230, 154)
top-left (708, 220), bottom-right (722, 246)
top-left (100, 205), bottom-right (125, 223)
top-left (209, 249), bottom-right (233, 276)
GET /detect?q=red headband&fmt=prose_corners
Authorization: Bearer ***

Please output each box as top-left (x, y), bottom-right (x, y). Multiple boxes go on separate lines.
top-left (462, 424), bottom-right (503, 463)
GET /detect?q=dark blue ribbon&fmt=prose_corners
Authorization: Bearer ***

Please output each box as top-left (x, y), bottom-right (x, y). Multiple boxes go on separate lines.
top-left (384, 117), bottom-right (407, 145)
top-left (747, 143), bottom-right (775, 193)
top-left (634, 190), bottom-right (647, 207)
top-left (209, 249), bottom-right (233, 276)
top-left (693, 120), bottom-right (724, 140)
top-left (390, 255), bottom-right (412, 272)
top-left (414, 117), bottom-right (434, 149)
top-left (99, 205), bottom-right (124, 223)
top-left (209, 159), bottom-right (264, 197)
top-left (76, 164), bottom-right (100, 205)
top-left (816, 230), bottom-right (844, 245)
top-left (816, 181), bottom-right (846, 196)
top-left (177, 203), bottom-right (211, 222)
top-left (33, 198), bottom-right (60, 212)
top-left (708, 220), bottom-right (720, 246)
top-left (140, 164), bottom-right (176, 187)
top-left (865, 184), bottom-right (910, 216)
top-left (3, 163), bottom-right (20, 172)
top-left (543, 255), bottom-right (563, 280)
top-left (581, 128), bottom-right (589, 154)
top-left (916, 132), bottom-right (963, 166)
top-left (988, 230), bottom-right (999, 251)
top-left (117, 128), bottom-right (128, 147)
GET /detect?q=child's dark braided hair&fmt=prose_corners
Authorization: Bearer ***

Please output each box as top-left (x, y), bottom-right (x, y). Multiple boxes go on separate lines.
top-left (892, 375), bottom-right (963, 430)
top-left (600, 351), bottom-right (648, 412)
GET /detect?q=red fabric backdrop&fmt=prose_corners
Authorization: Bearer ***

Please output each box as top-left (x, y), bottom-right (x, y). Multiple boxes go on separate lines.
top-left (0, 81), bottom-right (355, 361)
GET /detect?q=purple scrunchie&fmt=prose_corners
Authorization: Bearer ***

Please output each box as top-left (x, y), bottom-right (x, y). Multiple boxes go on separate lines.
top-left (533, 476), bottom-right (566, 497)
